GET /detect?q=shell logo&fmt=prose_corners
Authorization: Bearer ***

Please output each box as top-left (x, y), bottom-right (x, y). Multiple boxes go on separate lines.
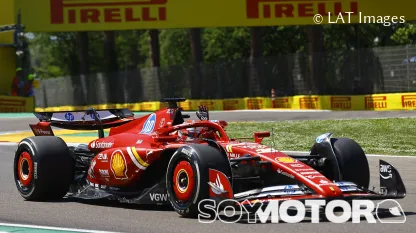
top-left (110, 150), bottom-right (128, 180)
top-left (276, 157), bottom-right (296, 163)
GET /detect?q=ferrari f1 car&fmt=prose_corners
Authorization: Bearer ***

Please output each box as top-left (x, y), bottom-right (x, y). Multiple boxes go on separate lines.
top-left (14, 98), bottom-right (406, 218)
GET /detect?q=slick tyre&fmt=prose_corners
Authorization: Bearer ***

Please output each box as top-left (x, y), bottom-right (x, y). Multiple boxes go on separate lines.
top-left (14, 136), bottom-right (74, 201)
top-left (330, 137), bottom-right (370, 189)
top-left (166, 144), bottom-right (232, 218)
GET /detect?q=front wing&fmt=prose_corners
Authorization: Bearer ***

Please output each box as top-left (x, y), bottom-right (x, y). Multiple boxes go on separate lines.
top-left (233, 159), bottom-right (406, 206)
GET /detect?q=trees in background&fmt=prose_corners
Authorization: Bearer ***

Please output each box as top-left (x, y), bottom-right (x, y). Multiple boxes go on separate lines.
top-left (27, 22), bottom-right (416, 99)
top-left (148, 30), bottom-right (160, 68)
top-left (189, 28), bottom-right (204, 98)
top-left (249, 27), bottom-right (264, 96)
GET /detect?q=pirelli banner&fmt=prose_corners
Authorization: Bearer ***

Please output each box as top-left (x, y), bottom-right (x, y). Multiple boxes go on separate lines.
top-left (0, 0), bottom-right (15, 43)
top-left (15, 0), bottom-right (416, 32)
top-left (0, 96), bottom-right (35, 112)
top-left (34, 93), bottom-right (416, 112)
top-left (270, 93), bottom-right (416, 111)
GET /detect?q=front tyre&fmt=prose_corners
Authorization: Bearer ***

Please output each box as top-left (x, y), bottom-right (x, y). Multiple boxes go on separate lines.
top-left (166, 144), bottom-right (231, 218)
top-left (311, 137), bottom-right (370, 189)
top-left (331, 137), bottom-right (370, 188)
top-left (14, 136), bottom-right (74, 201)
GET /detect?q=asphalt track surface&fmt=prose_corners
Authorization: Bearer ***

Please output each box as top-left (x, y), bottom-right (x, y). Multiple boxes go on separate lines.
top-left (0, 110), bottom-right (415, 232)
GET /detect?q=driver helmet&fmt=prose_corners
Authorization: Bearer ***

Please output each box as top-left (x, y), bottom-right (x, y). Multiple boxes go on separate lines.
top-left (179, 127), bottom-right (203, 139)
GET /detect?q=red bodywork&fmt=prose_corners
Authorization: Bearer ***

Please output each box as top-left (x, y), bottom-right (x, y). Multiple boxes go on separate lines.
top-left (30, 108), bottom-right (401, 203)
top-left (43, 107), bottom-right (345, 199)
top-left (83, 109), bottom-right (228, 187)
top-left (27, 105), bottom-right (406, 209)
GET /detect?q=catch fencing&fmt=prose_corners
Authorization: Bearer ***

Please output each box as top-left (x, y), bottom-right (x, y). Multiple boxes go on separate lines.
top-left (35, 45), bottom-right (416, 108)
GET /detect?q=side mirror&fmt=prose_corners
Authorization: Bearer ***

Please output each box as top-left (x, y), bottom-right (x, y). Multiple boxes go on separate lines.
top-left (254, 132), bottom-right (270, 143)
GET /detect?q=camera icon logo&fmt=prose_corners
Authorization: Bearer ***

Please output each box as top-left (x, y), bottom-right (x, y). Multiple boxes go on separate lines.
top-left (375, 199), bottom-right (406, 223)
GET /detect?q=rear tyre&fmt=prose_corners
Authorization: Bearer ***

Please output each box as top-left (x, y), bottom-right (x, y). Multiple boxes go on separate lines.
top-left (14, 136), bottom-right (74, 201)
top-left (166, 144), bottom-right (231, 218)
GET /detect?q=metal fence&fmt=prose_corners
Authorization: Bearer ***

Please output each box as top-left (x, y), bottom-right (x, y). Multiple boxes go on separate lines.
top-left (35, 45), bottom-right (416, 108)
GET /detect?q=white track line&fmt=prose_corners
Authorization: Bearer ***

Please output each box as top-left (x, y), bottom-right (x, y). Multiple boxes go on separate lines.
top-left (0, 222), bottom-right (123, 233)
top-left (0, 130), bottom-right (33, 136)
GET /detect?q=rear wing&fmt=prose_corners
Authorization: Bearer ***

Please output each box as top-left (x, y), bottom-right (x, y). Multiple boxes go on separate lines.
top-left (30, 108), bottom-right (134, 137)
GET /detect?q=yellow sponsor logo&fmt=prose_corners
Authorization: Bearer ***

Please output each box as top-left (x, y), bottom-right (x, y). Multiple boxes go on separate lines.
top-left (365, 96), bottom-right (387, 109)
top-left (276, 157), bottom-right (296, 163)
top-left (50, 0), bottom-right (167, 25)
top-left (246, 0), bottom-right (359, 19)
top-left (331, 97), bottom-right (351, 110)
top-left (111, 150), bottom-right (128, 180)
top-left (273, 98), bottom-right (289, 108)
top-left (0, 96), bottom-right (33, 113)
top-left (247, 99), bottom-right (263, 109)
top-left (299, 97), bottom-right (319, 109)
top-left (401, 95), bottom-right (416, 109)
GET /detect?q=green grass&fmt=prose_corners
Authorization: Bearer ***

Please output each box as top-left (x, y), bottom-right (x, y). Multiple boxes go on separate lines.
top-left (58, 117), bottom-right (416, 156)
top-left (225, 118), bottom-right (416, 156)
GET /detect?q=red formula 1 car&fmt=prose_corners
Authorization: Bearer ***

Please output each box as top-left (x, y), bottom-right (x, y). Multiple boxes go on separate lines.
top-left (14, 98), bottom-right (406, 218)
